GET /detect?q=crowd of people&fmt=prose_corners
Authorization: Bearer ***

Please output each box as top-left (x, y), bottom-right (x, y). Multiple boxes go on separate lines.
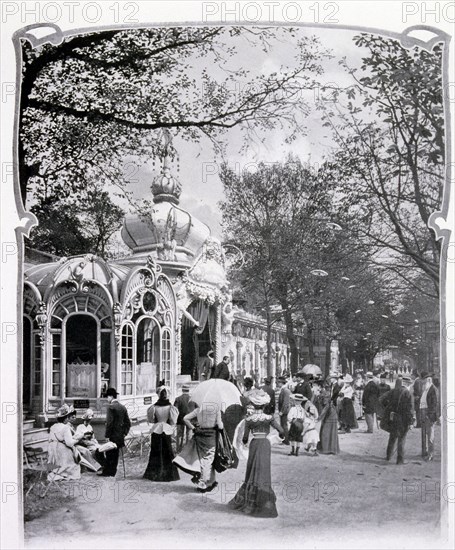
top-left (45, 362), bottom-right (440, 518)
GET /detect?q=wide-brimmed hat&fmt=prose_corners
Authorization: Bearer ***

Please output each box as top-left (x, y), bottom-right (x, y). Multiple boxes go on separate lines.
top-left (82, 408), bottom-right (94, 420)
top-left (343, 374), bottom-right (353, 383)
top-left (366, 372), bottom-right (373, 378)
top-left (292, 393), bottom-right (307, 402)
top-left (249, 389), bottom-right (271, 406)
top-left (421, 372), bottom-right (431, 379)
top-left (57, 404), bottom-right (75, 419)
top-left (106, 387), bottom-right (118, 398)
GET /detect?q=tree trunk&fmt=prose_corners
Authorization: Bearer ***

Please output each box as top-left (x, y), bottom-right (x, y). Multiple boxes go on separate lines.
top-left (339, 345), bottom-right (347, 373)
top-left (282, 307), bottom-right (299, 375)
top-left (266, 308), bottom-right (274, 378)
top-left (324, 338), bottom-right (331, 378)
top-left (307, 321), bottom-right (315, 363)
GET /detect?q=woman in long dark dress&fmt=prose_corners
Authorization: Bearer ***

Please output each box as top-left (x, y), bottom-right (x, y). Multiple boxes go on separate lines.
top-left (228, 389), bottom-right (284, 517)
top-left (317, 381), bottom-right (340, 455)
top-left (143, 387), bottom-right (180, 482)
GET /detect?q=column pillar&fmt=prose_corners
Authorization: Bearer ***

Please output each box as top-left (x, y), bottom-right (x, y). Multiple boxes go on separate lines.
top-left (330, 339), bottom-right (340, 374)
top-left (236, 340), bottom-right (243, 375)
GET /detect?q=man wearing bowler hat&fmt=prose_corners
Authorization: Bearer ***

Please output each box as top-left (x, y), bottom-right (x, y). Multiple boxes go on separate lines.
top-left (99, 388), bottom-right (131, 477)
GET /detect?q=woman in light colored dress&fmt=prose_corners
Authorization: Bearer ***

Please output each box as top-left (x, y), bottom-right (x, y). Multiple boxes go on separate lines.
top-left (73, 408), bottom-right (102, 472)
top-left (47, 404), bottom-right (81, 481)
top-left (302, 396), bottom-right (319, 455)
top-left (353, 373), bottom-right (365, 420)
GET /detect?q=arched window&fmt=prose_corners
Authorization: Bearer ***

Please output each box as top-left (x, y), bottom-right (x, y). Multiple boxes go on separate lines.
top-left (65, 315), bottom-right (98, 398)
top-left (121, 324), bottom-right (133, 396)
top-left (136, 318), bottom-right (159, 395)
top-left (49, 287), bottom-right (112, 399)
top-left (161, 329), bottom-right (171, 388)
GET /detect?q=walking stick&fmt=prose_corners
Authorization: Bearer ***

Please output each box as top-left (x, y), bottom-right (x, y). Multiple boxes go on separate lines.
top-left (121, 446), bottom-right (126, 479)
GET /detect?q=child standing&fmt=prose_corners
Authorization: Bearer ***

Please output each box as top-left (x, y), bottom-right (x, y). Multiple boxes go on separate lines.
top-left (287, 394), bottom-right (306, 456)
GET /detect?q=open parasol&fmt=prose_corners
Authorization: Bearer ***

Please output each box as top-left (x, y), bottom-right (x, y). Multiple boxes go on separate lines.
top-left (302, 364), bottom-right (322, 376)
top-left (190, 379), bottom-right (241, 413)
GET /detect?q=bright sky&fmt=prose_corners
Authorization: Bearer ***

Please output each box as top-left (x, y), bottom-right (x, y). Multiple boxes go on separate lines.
top-left (123, 27), bottom-right (368, 239)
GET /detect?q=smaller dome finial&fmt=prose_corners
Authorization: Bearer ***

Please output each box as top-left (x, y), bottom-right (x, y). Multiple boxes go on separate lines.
top-left (151, 130), bottom-right (182, 205)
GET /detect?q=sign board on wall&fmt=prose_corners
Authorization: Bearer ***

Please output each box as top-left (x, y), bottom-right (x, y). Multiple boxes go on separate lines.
top-left (67, 362), bottom-right (97, 397)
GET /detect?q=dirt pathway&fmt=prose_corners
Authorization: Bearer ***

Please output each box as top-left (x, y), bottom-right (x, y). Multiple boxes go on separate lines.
top-left (25, 421), bottom-right (444, 549)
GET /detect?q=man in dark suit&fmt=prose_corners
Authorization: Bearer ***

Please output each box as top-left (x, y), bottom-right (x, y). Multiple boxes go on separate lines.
top-left (261, 377), bottom-right (276, 414)
top-left (294, 373), bottom-right (313, 401)
top-left (362, 372), bottom-right (380, 433)
top-left (98, 387), bottom-right (131, 477)
top-left (376, 373), bottom-right (391, 420)
top-left (419, 372), bottom-right (439, 461)
top-left (380, 375), bottom-right (414, 464)
top-left (174, 384), bottom-right (193, 452)
top-left (277, 376), bottom-right (291, 445)
top-left (211, 356), bottom-right (231, 380)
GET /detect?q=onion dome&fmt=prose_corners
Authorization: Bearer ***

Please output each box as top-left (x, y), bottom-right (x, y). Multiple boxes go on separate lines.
top-left (151, 155), bottom-right (182, 205)
top-left (121, 152), bottom-right (210, 263)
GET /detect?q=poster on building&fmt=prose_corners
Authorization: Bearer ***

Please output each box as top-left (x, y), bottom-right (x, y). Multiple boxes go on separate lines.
top-left (136, 362), bottom-right (156, 396)
top-left (66, 361), bottom-right (97, 398)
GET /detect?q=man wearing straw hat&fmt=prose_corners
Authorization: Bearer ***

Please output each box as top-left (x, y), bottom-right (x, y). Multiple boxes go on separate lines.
top-left (174, 384), bottom-right (193, 452)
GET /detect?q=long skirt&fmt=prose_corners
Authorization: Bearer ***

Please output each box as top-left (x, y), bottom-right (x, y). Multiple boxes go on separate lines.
top-left (339, 398), bottom-right (358, 430)
top-left (317, 404), bottom-right (340, 455)
top-left (47, 442), bottom-right (81, 481)
top-left (228, 438), bottom-right (278, 518)
top-left (173, 429), bottom-right (217, 485)
top-left (353, 390), bottom-right (363, 419)
top-left (143, 433), bottom-right (180, 482)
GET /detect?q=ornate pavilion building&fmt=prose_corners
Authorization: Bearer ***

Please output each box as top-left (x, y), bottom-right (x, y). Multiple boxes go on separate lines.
top-left (23, 156), bottom-right (298, 424)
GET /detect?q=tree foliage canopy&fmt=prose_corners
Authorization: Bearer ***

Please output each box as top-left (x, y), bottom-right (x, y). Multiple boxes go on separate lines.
top-left (21, 27), bottom-right (330, 202)
top-left (320, 34), bottom-right (444, 299)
